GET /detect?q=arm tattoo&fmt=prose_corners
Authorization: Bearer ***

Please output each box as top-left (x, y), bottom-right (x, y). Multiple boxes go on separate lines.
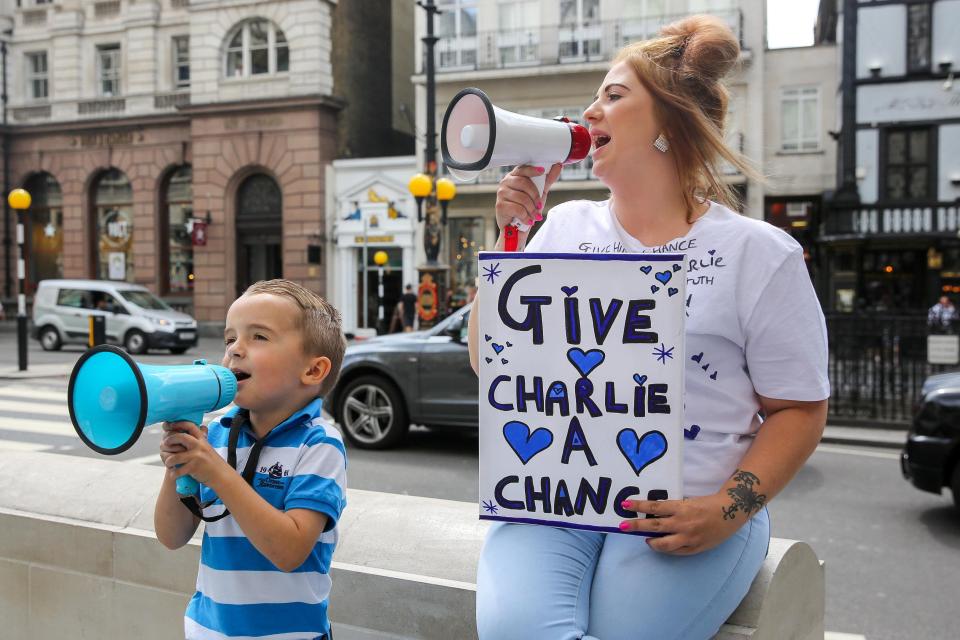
top-left (721, 470), bottom-right (767, 520)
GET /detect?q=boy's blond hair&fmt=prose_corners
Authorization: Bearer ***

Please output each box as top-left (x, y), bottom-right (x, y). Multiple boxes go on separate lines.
top-left (242, 279), bottom-right (347, 397)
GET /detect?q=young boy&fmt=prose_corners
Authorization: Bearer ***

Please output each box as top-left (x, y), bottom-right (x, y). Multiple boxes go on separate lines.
top-left (154, 279), bottom-right (347, 640)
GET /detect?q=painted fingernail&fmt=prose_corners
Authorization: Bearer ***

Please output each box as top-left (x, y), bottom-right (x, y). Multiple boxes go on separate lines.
top-left (536, 166), bottom-right (545, 174)
top-left (535, 213), bottom-right (543, 221)
top-left (621, 500), bottom-right (632, 509)
top-left (619, 521), bottom-right (630, 531)
top-left (536, 200), bottom-right (543, 209)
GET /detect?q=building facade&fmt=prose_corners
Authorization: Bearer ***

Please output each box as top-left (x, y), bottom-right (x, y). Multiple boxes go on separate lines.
top-left (410, 0), bottom-right (838, 307)
top-left (0, 0), bottom-right (412, 325)
top-left (822, 0), bottom-right (960, 313)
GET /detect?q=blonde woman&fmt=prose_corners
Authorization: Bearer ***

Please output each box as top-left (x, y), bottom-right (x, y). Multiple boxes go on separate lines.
top-left (467, 15), bottom-right (829, 640)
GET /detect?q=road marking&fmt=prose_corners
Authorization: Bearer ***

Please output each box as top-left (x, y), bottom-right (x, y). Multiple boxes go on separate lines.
top-left (0, 440), bottom-right (53, 452)
top-left (0, 387), bottom-right (67, 402)
top-left (825, 633), bottom-right (866, 640)
top-left (816, 444), bottom-right (900, 460)
top-left (0, 399), bottom-right (70, 418)
top-left (0, 416), bottom-right (74, 436)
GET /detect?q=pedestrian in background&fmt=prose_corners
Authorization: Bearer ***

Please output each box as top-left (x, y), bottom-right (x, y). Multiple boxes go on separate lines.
top-left (468, 14), bottom-right (829, 640)
top-left (400, 283), bottom-right (417, 332)
top-left (927, 295), bottom-right (957, 334)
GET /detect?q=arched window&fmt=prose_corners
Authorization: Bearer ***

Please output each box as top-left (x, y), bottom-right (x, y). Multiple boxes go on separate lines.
top-left (224, 19), bottom-right (289, 78)
top-left (23, 172), bottom-right (63, 293)
top-left (163, 165), bottom-right (193, 293)
top-left (92, 168), bottom-right (134, 282)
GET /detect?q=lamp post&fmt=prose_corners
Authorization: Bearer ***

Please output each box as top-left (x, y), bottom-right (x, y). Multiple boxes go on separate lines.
top-left (373, 250), bottom-right (389, 334)
top-left (435, 177), bottom-right (456, 225)
top-left (8, 188), bottom-right (31, 371)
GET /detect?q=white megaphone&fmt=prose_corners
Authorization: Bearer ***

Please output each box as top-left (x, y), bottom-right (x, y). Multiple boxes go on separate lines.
top-left (441, 88), bottom-right (591, 235)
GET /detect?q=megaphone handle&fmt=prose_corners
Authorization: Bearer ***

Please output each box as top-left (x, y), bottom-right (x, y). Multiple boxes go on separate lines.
top-left (173, 412), bottom-right (204, 497)
top-left (505, 171), bottom-right (548, 250)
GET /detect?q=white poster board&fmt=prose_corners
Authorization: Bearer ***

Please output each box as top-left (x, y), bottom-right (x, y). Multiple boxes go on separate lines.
top-left (108, 252), bottom-right (126, 281)
top-left (478, 252), bottom-right (685, 534)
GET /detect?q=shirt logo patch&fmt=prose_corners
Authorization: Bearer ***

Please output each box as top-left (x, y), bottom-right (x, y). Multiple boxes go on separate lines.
top-left (257, 462), bottom-right (289, 490)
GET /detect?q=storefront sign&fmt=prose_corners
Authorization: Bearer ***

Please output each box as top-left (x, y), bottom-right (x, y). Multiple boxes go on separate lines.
top-left (354, 235), bottom-right (394, 244)
top-left (477, 252), bottom-right (685, 533)
top-left (860, 82), bottom-right (960, 123)
top-left (74, 131), bottom-right (140, 148)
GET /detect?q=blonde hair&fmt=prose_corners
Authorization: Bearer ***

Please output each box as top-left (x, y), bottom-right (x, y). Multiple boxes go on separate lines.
top-left (242, 279), bottom-right (346, 397)
top-left (614, 14), bottom-right (760, 219)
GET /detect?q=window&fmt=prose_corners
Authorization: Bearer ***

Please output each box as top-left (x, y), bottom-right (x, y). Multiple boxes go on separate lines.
top-left (780, 87), bottom-right (820, 152)
top-left (559, 0), bottom-right (601, 60)
top-left (92, 168), bottom-right (134, 281)
top-left (437, 0), bottom-right (477, 68)
top-left (25, 52), bottom-right (48, 100)
top-left (172, 36), bottom-right (189, 89)
top-left (883, 127), bottom-right (935, 201)
top-left (164, 166), bottom-right (193, 293)
top-left (223, 19), bottom-right (289, 79)
top-left (498, 1), bottom-right (539, 65)
top-left (907, 2), bottom-right (931, 74)
top-left (97, 43), bottom-right (121, 97)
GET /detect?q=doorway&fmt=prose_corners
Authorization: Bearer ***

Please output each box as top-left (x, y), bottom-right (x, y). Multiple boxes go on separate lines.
top-left (235, 173), bottom-right (282, 296)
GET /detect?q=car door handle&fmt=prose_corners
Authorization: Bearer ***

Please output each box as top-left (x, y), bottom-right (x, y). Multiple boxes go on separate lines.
top-left (408, 357), bottom-right (417, 363)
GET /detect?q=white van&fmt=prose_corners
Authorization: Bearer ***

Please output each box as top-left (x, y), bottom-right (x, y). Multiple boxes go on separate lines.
top-left (31, 279), bottom-right (198, 354)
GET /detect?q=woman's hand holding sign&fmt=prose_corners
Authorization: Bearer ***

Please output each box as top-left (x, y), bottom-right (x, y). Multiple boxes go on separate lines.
top-left (618, 491), bottom-right (750, 555)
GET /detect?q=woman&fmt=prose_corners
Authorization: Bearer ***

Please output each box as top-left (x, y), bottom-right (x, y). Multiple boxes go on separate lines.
top-left (467, 15), bottom-right (829, 640)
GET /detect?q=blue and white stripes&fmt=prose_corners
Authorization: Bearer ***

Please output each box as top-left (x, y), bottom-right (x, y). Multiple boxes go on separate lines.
top-left (185, 399), bottom-right (346, 639)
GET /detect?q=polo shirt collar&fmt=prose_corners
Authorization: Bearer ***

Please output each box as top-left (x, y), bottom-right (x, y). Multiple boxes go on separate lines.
top-left (218, 397), bottom-right (323, 439)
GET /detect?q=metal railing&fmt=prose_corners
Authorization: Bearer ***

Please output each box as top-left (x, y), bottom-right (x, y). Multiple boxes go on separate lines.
top-left (433, 10), bottom-right (743, 73)
top-left (824, 201), bottom-right (960, 237)
top-left (825, 313), bottom-right (949, 425)
top-left (78, 98), bottom-right (125, 115)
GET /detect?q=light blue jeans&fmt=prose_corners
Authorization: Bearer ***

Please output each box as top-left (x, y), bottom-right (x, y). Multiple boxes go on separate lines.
top-left (476, 509), bottom-right (769, 640)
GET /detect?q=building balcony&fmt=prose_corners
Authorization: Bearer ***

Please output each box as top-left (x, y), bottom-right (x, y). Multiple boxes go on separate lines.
top-left (12, 104), bottom-right (52, 122)
top-left (432, 10), bottom-right (743, 74)
top-left (824, 201), bottom-right (960, 238)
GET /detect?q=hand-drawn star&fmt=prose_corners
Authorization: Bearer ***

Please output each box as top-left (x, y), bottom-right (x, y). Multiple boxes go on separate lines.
top-left (653, 343), bottom-right (674, 364)
top-left (482, 263), bottom-right (502, 284)
top-left (482, 500), bottom-right (499, 515)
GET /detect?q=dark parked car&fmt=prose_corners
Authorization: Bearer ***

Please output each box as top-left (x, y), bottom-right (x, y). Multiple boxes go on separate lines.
top-left (901, 371), bottom-right (960, 509)
top-left (329, 305), bottom-right (477, 448)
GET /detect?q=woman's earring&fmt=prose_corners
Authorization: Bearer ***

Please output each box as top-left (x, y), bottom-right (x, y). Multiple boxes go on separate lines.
top-left (653, 133), bottom-right (669, 153)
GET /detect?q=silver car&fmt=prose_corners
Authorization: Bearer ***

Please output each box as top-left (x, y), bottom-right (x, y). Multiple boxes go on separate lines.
top-left (329, 305), bottom-right (478, 448)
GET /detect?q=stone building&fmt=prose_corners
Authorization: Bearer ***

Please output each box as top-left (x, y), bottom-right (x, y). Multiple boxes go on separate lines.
top-left (0, 0), bottom-right (412, 323)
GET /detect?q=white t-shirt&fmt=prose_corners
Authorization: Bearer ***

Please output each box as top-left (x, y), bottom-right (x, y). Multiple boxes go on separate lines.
top-left (526, 199), bottom-right (830, 497)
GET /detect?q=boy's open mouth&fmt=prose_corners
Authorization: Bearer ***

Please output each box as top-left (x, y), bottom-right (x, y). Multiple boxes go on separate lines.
top-left (232, 369), bottom-right (251, 381)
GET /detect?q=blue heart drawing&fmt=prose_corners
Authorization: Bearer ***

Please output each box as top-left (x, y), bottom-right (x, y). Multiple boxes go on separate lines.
top-left (506, 342), bottom-right (513, 347)
top-left (632, 374), bottom-right (647, 386)
top-left (702, 364), bottom-right (710, 371)
top-left (708, 249), bottom-right (716, 255)
top-left (691, 352), bottom-right (704, 363)
top-left (567, 348), bottom-right (606, 377)
top-left (484, 334), bottom-right (492, 342)
top-left (710, 371), bottom-right (718, 380)
top-left (492, 343), bottom-right (505, 355)
top-left (668, 287), bottom-right (678, 297)
top-left (617, 429), bottom-right (668, 475)
top-left (655, 271), bottom-right (672, 285)
top-left (651, 285), bottom-right (660, 293)
top-left (672, 264), bottom-right (681, 272)
top-left (639, 265), bottom-right (653, 275)
top-left (503, 421), bottom-right (554, 464)
top-left (684, 425), bottom-right (701, 440)
top-left (501, 358), bottom-right (509, 364)
top-left (485, 357), bottom-right (492, 364)
top-left (548, 383), bottom-right (566, 399)
top-left (561, 286), bottom-right (579, 296)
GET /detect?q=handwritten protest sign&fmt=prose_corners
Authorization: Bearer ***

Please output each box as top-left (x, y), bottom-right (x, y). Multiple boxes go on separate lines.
top-left (478, 252), bottom-right (685, 534)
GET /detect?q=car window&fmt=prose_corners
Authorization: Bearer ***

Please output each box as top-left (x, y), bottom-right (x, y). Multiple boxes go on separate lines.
top-left (119, 290), bottom-right (172, 310)
top-left (57, 289), bottom-right (92, 309)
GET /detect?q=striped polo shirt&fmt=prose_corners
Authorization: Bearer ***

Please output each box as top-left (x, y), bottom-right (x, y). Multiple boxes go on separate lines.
top-left (184, 398), bottom-right (347, 640)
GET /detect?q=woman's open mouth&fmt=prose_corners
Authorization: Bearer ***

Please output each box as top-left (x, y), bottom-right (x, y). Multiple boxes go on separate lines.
top-left (592, 133), bottom-right (611, 155)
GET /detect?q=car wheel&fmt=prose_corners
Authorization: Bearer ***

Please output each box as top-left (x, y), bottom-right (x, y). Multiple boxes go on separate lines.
top-left (169, 347), bottom-right (189, 355)
top-left (952, 464), bottom-right (960, 511)
top-left (39, 326), bottom-right (62, 351)
top-left (337, 375), bottom-right (409, 449)
top-left (124, 330), bottom-right (148, 355)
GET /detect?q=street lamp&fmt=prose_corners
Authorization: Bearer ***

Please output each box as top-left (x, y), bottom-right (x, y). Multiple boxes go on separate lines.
top-left (8, 188), bottom-right (31, 371)
top-left (373, 250), bottom-right (389, 334)
top-left (408, 173), bottom-right (432, 222)
top-left (435, 177), bottom-right (456, 225)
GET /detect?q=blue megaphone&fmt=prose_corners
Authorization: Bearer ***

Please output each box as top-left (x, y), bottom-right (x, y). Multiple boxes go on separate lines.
top-left (68, 345), bottom-right (237, 496)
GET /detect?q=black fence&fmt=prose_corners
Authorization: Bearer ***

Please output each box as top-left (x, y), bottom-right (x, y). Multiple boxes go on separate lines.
top-left (826, 313), bottom-right (952, 426)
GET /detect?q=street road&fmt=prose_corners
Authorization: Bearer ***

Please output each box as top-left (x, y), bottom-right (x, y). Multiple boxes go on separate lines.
top-left (0, 330), bottom-right (957, 639)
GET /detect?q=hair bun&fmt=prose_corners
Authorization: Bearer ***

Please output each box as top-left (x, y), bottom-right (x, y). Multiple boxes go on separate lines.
top-left (660, 14), bottom-right (740, 83)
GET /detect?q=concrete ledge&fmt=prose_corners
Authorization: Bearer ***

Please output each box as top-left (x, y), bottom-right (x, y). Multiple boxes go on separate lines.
top-left (0, 451), bottom-right (824, 639)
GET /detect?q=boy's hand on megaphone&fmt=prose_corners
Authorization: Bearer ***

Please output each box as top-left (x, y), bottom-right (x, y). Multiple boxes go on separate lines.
top-left (495, 163), bottom-right (562, 241)
top-left (162, 421), bottom-right (230, 488)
